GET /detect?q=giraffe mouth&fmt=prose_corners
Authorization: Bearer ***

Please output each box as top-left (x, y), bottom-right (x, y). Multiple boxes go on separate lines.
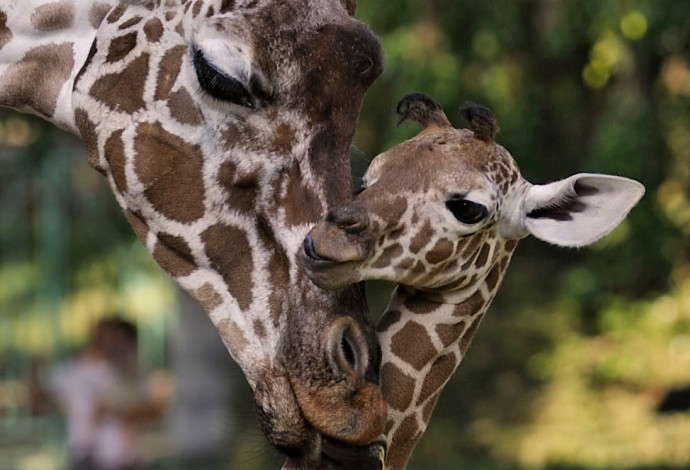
top-left (301, 235), bottom-right (361, 289)
top-left (321, 436), bottom-right (387, 470)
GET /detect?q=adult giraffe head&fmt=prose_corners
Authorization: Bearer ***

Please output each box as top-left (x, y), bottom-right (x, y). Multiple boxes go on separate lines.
top-left (0, 0), bottom-right (387, 466)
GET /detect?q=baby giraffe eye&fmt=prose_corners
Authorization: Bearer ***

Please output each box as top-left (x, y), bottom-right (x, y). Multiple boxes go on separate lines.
top-left (445, 198), bottom-right (488, 225)
top-left (193, 49), bottom-right (255, 108)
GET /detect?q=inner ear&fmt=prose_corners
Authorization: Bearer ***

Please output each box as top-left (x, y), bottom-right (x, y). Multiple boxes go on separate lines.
top-left (522, 173), bottom-right (645, 247)
top-left (527, 180), bottom-right (598, 221)
top-left (341, 0), bottom-right (357, 15)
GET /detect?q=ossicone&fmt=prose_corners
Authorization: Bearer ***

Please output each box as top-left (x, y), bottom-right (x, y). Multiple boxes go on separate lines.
top-left (396, 93), bottom-right (451, 129)
top-left (460, 102), bottom-right (499, 142)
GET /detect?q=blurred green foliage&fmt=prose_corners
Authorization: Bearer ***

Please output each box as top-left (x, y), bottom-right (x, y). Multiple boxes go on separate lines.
top-left (1, 1), bottom-right (690, 469)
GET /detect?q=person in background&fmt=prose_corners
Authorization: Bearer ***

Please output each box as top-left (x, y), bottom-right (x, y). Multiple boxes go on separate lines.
top-left (51, 317), bottom-right (157, 470)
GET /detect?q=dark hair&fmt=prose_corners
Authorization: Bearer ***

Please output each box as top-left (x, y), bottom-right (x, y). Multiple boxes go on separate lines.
top-left (98, 317), bottom-right (138, 343)
top-left (459, 102), bottom-right (499, 142)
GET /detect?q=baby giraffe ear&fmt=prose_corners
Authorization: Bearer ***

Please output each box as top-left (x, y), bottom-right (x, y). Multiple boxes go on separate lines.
top-left (520, 173), bottom-right (645, 247)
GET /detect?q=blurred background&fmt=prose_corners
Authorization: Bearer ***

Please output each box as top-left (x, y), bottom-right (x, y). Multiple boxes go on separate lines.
top-left (1, 0), bottom-right (690, 469)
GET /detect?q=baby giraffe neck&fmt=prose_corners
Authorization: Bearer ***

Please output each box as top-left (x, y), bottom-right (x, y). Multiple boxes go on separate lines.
top-left (377, 242), bottom-right (516, 470)
top-left (0, 0), bottom-right (116, 132)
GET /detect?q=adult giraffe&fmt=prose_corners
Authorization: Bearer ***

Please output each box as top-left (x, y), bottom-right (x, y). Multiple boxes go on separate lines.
top-left (303, 93), bottom-right (645, 469)
top-left (0, 0), bottom-right (388, 467)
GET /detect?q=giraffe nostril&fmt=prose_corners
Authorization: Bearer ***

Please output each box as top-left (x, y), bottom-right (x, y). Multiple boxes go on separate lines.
top-left (329, 320), bottom-right (369, 380)
top-left (326, 207), bottom-right (369, 234)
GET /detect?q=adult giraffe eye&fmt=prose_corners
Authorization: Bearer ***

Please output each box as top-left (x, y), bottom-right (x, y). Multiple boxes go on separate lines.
top-left (193, 49), bottom-right (254, 108)
top-left (446, 199), bottom-right (488, 225)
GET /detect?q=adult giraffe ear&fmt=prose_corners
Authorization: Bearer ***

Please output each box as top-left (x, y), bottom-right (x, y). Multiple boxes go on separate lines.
top-left (515, 173), bottom-right (645, 247)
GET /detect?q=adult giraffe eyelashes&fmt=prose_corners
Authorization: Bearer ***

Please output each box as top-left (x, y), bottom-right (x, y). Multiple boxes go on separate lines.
top-left (192, 47), bottom-right (269, 108)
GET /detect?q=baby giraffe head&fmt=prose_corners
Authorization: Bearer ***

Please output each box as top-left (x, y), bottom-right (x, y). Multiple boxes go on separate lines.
top-left (302, 93), bottom-right (645, 297)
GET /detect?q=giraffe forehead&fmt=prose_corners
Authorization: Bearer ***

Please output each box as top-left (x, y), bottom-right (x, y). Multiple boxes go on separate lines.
top-left (365, 129), bottom-right (521, 201)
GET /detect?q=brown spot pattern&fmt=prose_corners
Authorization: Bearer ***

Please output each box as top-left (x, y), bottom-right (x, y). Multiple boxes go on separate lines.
top-left (388, 416), bottom-right (421, 470)
top-left (462, 232), bottom-right (485, 257)
top-left (31, 0), bottom-right (75, 31)
top-left (0, 43), bottom-right (74, 118)
top-left (89, 2), bottom-right (112, 29)
top-left (192, 0), bottom-right (203, 17)
top-left (409, 221), bottom-right (433, 254)
top-left (422, 393), bottom-right (440, 423)
top-left (283, 165), bottom-right (324, 225)
top-left (395, 257), bottom-right (415, 271)
top-left (435, 321), bottom-right (467, 348)
top-left (272, 123), bottom-right (295, 155)
top-left (474, 243), bottom-right (491, 268)
top-left (168, 88), bottom-right (203, 125)
top-left (403, 296), bottom-right (439, 314)
top-left (380, 363), bottom-right (415, 412)
top-left (107, 32), bottom-right (138, 63)
top-left (391, 322), bottom-right (437, 370)
top-left (90, 53), bottom-right (149, 113)
top-left (107, 4), bottom-right (126, 23)
top-left (485, 264), bottom-right (501, 291)
top-left (372, 244), bottom-right (403, 269)
top-left (144, 17), bottom-right (164, 42)
top-left (124, 210), bottom-right (150, 243)
top-left (425, 239), bottom-right (454, 264)
top-left (201, 224), bottom-right (254, 311)
top-left (155, 45), bottom-right (186, 101)
top-left (218, 160), bottom-right (259, 214)
top-left (218, 319), bottom-right (249, 356)
top-left (119, 15), bottom-right (143, 29)
top-left (453, 290), bottom-right (485, 318)
top-left (152, 233), bottom-right (196, 278)
top-left (253, 319), bottom-right (267, 339)
top-left (460, 314), bottom-right (484, 353)
top-left (418, 353), bottom-right (456, 404)
top-left (0, 11), bottom-right (13, 50)
top-left (193, 283), bottom-right (223, 312)
top-left (376, 310), bottom-right (401, 333)
top-left (133, 122), bottom-right (206, 222)
top-left (104, 129), bottom-right (127, 193)
top-left (75, 109), bottom-right (103, 174)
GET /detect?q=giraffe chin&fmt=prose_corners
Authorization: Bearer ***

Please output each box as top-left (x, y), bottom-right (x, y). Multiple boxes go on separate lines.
top-left (302, 255), bottom-right (360, 290)
top-left (254, 370), bottom-right (386, 468)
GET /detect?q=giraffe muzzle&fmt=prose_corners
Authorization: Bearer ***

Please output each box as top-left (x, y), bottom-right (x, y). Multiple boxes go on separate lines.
top-left (321, 436), bottom-right (387, 470)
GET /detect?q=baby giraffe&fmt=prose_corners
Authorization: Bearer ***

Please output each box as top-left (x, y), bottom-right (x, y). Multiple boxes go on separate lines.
top-left (301, 93), bottom-right (645, 469)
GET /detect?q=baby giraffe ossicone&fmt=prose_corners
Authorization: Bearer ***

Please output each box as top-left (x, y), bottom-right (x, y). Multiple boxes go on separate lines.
top-left (302, 93), bottom-right (645, 469)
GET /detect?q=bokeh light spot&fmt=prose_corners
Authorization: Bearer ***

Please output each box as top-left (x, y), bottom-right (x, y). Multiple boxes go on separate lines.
top-left (620, 10), bottom-right (648, 40)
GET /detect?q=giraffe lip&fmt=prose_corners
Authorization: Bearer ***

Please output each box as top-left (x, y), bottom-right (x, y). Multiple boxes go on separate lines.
top-left (301, 251), bottom-right (358, 288)
top-left (302, 236), bottom-right (361, 267)
top-left (321, 436), bottom-right (387, 470)
top-left (303, 235), bottom-right (329, 262)
top-left (301, 236), bottom-right (361, 289)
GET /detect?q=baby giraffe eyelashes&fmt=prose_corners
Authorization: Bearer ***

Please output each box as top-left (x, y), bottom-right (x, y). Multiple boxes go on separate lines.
top-left (193, 48), bottom-right (255, 108)
top-left (445, 198), bottom-right (489, 225)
